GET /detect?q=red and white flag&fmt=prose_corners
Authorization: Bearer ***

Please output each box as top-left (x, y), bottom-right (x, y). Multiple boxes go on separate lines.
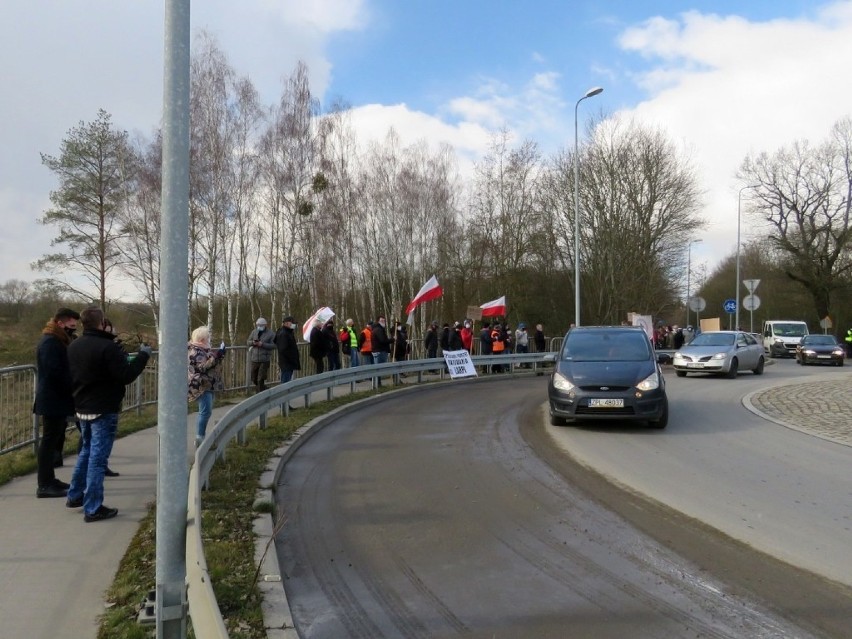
top-left (479, 295), bottom-right (507, 317)
top-left (302, 306), bottom-right (335, 341)
top-left (405, 275), bottom-right (443, 323)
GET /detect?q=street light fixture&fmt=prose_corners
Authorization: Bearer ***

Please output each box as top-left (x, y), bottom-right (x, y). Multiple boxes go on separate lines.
top-left (574, 86), bottom-right (603, 327)
top-left (685, 239), bottom-right (702, 327)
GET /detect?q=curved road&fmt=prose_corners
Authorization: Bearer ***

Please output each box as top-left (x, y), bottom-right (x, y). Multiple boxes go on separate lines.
top-left (274, 365), bottom-right (852, 638)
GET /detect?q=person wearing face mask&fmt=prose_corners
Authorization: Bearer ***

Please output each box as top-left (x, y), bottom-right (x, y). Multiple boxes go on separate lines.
top-left (274, 316), bottom-right (301, 384)
top-left (247, 317), bottom-right (276, 393)
top-left (33, 307), bottom-right (80, 498)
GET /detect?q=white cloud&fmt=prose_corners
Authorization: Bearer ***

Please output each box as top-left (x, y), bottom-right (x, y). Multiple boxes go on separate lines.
top-left (616, 3), bottom-right (852, 274)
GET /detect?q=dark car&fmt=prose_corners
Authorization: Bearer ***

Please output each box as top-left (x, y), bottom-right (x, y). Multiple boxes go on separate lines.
top-left (796, 334), bottom-right (845, 366)
top-left (547, 326), bottom-right (668, 428)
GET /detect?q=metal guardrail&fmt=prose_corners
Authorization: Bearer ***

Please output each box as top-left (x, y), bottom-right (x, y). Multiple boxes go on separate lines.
top-left (3, 339), bottom-right (556, 456)
top-left (185, 352), bottom-right (553, 637)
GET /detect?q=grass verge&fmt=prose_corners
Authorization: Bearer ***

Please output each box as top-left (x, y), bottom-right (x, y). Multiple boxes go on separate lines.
top-left (98, 387), bottom-right (391, 638)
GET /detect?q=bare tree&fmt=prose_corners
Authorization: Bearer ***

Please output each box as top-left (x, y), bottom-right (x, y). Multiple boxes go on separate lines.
top-left (739, 117), bottom-right (852, 320)
top-left (35, 109), bottom-right (137, 308)
top-left (576, 117), bottom-right (703, 324)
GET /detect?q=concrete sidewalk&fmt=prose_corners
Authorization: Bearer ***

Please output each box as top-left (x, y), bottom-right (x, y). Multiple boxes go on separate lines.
top-left (0, 404), bottom-right (235, 639)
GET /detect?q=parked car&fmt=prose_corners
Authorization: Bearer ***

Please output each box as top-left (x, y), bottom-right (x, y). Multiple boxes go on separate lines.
top-left (547, 326), bottom-right (668, 428)
top-left (796, 334), bottom-right (845, 366)
top-left (672, 330), bottom-right (765, 378)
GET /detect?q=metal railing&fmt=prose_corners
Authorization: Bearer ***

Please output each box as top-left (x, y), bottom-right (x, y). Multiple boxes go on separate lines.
top-left (3, 338), bottom-right (556, 456)
top-left (185, 351), bottom-right (553, 637)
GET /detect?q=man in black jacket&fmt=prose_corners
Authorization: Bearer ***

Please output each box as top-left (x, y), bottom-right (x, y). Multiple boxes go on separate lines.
top-left (274, 316), bottom-right (301, 383)
top-left (65, 308), bottom-right (150, 522)
top-left (33, 307), bottom-right (79, 498)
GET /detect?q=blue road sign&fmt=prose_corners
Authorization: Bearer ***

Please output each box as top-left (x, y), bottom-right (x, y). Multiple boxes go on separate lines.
top-left (723, 298), bottom-right (737, 313)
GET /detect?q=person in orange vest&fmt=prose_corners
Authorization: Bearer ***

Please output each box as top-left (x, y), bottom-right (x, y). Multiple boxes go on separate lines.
top-left (359, 321), bottom-right (372, 362)
top-left (491, 323), bottom-right (506, 373)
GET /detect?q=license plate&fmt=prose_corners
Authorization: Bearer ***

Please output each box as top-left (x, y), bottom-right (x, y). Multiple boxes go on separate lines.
top-left (817, 355), bottom-right (831, 359)
top-left (686, 362), bottom-right (704, 368)
top-left (589, 398), bottom-right (624, 408)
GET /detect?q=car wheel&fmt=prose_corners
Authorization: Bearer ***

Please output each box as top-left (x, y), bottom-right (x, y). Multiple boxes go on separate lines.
top-left (675, 370), bottom-right (687, 377)
top-left (550, 413), bottom-right (566, 426)
top-left (753, 356), bottom-right (764, 375)
top-left (649, 398), bottom-right (668, 429)
top-left (726, 358), bottom-right (739, 379)
top-left (839, 360), bottom-right (845, 367)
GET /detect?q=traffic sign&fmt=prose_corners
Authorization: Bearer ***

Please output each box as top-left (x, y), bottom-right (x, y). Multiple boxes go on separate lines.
top-left (742, 294), bottom-right (760, 311)
top-left (820, 316), bottom-right (833, 329)
top-left (743, 279), bottom-right (761, 293)
top-left (723, 298), bottom-right (737, 313)
top-left (688, 296), bottom-right (706, 312)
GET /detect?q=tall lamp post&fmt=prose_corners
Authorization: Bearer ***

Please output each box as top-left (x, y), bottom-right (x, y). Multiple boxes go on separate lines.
top-left (685, 239), bottom-right (702, 327)
top-left (574, 86), bottom-right (603, 326)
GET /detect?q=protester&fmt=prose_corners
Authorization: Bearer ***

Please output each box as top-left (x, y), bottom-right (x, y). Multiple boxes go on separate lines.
top-left (33, 307), bottom-right (79, 498)
top-left (439, 322), bottom-right (451, 354)
top-left (393, 323), bottom-right (409, 362)
top-left (187, 326), bottom-right (225, 448)
top-left (491, 323), bottom-right (506, 373)
top-left (323, 319), bottom-right (341, 371)
top-left (340, 319), bottom-right (360, 367)
top-left (309, 319), bottom-right (327, 374)
top-left (448, 321), bottom-right (464, 350)
top-left (424, 320), bottom-right (439, 359)
top-left (274, 316), bottom-right (301, 383)
top-left (515, 322), bottom-right (530, 367)
top-left (247, 317), bottom-right (275, 393)
top-left (460, 320), bottom-right (473, 353)
top-left (534, 324), bottom-right (546, 353)
top-left (65, 307), bottom-right (150, 522)
top-left (371, 316), bottom-right (391, 386)
top-left (479, 322), bottom-right (493, 373)
top-left (359, 321), bottom-right (373, 364)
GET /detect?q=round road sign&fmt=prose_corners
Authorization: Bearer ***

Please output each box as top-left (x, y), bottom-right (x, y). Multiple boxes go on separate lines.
top-left (688, 296), bottom-right (706, 312)
top-left (723, 298), bottom-right (737, 313)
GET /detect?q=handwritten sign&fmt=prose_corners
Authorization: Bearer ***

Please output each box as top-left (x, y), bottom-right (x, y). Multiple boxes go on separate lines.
top-left (442, 350), bottom-right (477, 379)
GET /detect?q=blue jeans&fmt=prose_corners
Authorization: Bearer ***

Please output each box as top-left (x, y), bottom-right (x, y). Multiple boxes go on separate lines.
top-left (197, 391), bottom-right (213, 439)
top-left (68, 414), bottom-right (119, 516)
top-left (348, 350), bottom-right (360, 367)
top-left (280, 369), bottom-right (295, 384)
top-left (373, 352), bottom-right (388, 365)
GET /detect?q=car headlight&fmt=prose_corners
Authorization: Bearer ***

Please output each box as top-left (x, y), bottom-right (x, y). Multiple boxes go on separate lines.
top-left (552, 372), bottom-right (576, 393)
top-left (636, 371), bottom-right (660, 391)
top-left (710, 352), bottom-right (727, 360)
top-left (833, 348), bottom-right (845, 356)
top-left (672, 352), bottom-right (685, 361)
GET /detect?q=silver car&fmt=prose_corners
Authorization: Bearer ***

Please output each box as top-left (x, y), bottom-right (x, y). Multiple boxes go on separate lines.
top-left (673, 330), bottom-right (765, 378)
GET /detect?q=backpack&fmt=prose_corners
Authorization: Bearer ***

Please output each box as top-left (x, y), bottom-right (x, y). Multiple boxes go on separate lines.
top-left (339, 328), bottom-right (351, 354)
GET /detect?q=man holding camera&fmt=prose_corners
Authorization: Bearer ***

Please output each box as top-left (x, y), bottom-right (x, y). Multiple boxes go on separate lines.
top-left (65, 308), bottom-right (151, 522)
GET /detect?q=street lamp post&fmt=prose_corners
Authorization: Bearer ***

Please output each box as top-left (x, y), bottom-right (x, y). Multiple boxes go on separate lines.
top-left (685, 239), bottom-right (702, 327)
top-left (574, 86), bottom-right (603, 327)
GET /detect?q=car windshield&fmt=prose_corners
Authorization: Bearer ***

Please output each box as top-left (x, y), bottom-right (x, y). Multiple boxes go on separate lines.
top-left (562, 330), bottom-right (651, 362)
top-left (803, 335), bottom-right (836, 345)
top-left (690, 333), bottom-right (735, 347)
top-left (774, 323), bottom-right (808, 337)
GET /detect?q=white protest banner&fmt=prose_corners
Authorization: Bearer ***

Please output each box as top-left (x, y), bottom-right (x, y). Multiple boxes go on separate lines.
top-left (442, 349), bottom-right (477, 379)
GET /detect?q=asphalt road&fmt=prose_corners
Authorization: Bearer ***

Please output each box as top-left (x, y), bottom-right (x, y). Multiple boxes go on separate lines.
top-left (273, 366), bottom-right (852, 638)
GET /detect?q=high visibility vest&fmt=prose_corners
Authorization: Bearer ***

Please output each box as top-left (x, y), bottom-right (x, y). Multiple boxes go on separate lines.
top-left (360, 327), bottom-right (372, 353)
top-left (491, 330), bottom-right (505, 353)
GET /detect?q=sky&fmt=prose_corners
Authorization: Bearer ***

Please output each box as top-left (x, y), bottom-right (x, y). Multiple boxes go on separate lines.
top-left (2, 0), bottom-right (851, 300)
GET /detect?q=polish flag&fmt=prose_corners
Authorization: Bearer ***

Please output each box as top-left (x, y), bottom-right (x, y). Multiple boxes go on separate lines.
top-left (302, 306), bottom-right (335, 341)
top-left (479, 296), bottom-right (507, 317)
top-left (405, 275), bottom-right (443, 319)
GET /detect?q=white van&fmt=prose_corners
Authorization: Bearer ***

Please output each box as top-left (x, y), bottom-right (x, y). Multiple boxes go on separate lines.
top-left (763, 320), bottom-right (809, 358)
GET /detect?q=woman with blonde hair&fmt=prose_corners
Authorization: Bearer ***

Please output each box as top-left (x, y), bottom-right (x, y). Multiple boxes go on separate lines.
top-left (188, 326), bottom-right (225, 447)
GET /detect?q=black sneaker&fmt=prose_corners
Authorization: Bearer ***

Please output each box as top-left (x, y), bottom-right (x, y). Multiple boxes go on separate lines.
top-left (105, 467), bottom-right (120, 477)
top-left (52, 478), bottom-right (70, 490)
top-left (36, 484), bottom-right (68, 499)
top-left (84, 505), bottom-right (118, 522)
top-left (66, 496), bottom-right (83, 508)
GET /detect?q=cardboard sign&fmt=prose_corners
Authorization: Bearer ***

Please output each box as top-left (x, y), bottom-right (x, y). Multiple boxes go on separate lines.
top-left (442, 350), bottom-right (477, 379)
